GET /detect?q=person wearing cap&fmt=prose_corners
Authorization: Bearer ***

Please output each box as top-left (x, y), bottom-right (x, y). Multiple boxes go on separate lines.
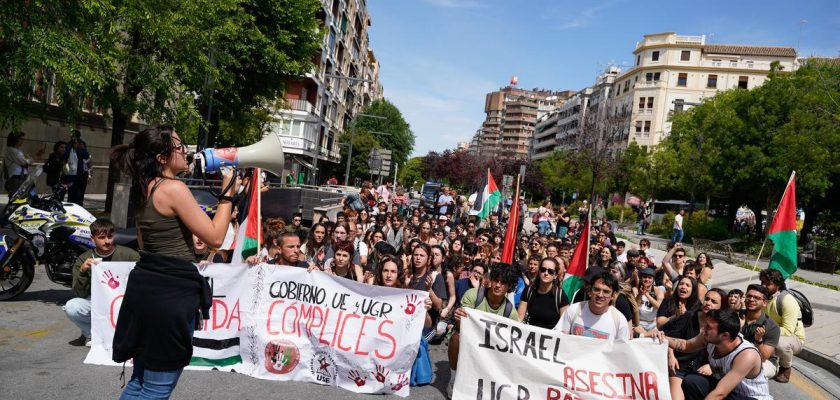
top-left (437, 214), bottom-right (451, 234)
top-left (634, 267), bottom-right (665, 335)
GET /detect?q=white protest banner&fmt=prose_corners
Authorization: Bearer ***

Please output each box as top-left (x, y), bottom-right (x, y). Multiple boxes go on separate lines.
top-left (453, 309), bottom-right (671, 400)
top-left (238, 265), bottom-right (428, 397)
top-left (85, 262), bottom-right (427, 397)
top-left (85, 262), bottom-right (249, 371)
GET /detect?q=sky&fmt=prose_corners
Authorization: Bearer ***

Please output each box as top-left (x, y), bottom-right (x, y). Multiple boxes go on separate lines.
top-left (366, 0), bottom-right (840, 157)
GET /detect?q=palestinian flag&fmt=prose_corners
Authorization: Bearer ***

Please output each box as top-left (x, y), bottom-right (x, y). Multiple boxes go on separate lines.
top-left (561, 211), bottom-right (591, 301)
top-left (470, 169), bottom-right (501, 219)
top-left (231, 168), bottom-right (262, 264)
top-left (767, 172), bottom-right (797, 279)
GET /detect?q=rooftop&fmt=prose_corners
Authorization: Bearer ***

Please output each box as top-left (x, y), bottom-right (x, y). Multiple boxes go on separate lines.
top-left (702, 44), bottom-right (797, 58)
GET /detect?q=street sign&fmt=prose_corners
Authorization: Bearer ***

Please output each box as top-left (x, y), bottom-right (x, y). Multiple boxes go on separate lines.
top-left (502, 175), bottom-right (513, 189)
top-left (368, 148), bottom-right (392, 176)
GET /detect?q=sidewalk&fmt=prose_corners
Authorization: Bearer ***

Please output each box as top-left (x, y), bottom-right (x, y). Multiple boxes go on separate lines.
top-left (617, 230), bottom-right (840, 383)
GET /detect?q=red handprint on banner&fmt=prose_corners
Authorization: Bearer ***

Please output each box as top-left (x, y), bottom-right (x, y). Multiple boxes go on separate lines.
top-left (372, 364), bottom-right (389, 383)
top-left (391, 373), bottom-right (408, 392)
top-left (348, 370), bottom-right (366, 387)
top-left (100, 270), bottom-right (120, 289)
top-left (401, 294), bottom-right (422, 315)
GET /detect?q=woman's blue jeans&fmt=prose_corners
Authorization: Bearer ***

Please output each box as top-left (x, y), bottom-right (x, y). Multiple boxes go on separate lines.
top-left (119, 358), bottom-right (184, 400)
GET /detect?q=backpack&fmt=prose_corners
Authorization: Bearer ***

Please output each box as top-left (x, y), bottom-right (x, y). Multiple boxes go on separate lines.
top-left (775, 289), bottom-right (813, 328)
top-left (475, 286), bottom-right (514, 318)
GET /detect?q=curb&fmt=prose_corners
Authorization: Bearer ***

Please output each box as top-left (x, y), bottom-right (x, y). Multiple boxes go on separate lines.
top-left (800, 347), bottom-right (840, 379)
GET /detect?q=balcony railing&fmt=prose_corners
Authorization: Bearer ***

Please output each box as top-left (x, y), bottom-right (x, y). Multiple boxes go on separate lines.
top-left (635, 80), bottom-right (665, 89)
top-left (287, 99), bottom-right (316, 114)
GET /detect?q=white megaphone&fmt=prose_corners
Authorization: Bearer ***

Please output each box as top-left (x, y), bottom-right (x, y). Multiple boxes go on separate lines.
top-left (194, 134), bottom-right (285, 176)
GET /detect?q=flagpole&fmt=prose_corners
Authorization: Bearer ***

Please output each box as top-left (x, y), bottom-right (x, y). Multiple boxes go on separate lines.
top-left (748, 171), bottom-right (796, 280)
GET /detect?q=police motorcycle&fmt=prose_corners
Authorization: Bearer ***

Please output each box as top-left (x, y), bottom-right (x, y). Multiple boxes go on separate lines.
top-left (0, 167), bottom-right (96, 300)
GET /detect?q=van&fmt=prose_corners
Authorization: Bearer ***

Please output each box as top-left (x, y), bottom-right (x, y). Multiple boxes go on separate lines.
top-left (420, 182), bottom-right (442, 211)
top-left (650, 200), bottom-right (689, 223)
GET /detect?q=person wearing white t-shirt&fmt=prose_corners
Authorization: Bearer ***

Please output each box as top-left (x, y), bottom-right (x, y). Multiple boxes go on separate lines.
top-left (555, 271), bottom-right (630, 341)
top-left (672, 209), bottom-right (685, 243)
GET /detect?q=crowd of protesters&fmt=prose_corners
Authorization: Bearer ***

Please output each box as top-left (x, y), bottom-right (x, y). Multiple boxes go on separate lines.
top-left (57, 125), bottom-right (798, 400)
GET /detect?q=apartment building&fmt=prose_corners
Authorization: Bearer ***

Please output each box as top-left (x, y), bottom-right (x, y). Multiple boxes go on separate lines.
top-left (608, 32), bottom-right (797, 151)
top-left (532, 67), bottom-right (619, 159)
top-left (272, 0), bottom-right (384, 184)
top-left (473, 85), bottom-right (570, 160)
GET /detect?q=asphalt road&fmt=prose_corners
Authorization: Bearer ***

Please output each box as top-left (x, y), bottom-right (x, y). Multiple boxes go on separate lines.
top-left (0, 267), bottom-right (835, 399)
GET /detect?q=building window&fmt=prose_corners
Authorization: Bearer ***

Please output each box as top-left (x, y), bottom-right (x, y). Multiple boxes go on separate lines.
top-left (654, 72), bottom-right (661, 81)
top-left (624, 81), bottom-right (629, 93)
top-left (730, 60), bottom-right (738, 67)
top-left (646, 73), bottom-right (653, 82)
top-left (635, 121), bottom-right (643, 133)
top-left (636, 55), bottom-right (641, 66)
top-left (712, 59), bottom-right (722, 67)
top-left (707, 74), bottom-right (718, 88)
top-left (674, 99), bottom-right (684, 112)
top-left (651, 51), bottom-right (660, 61)
top-left (643, 121), bottom-right (651, 133)
top-left (746, 60), bottom-right (754, 68)
top-left (738, 76), bottom-right (749, 89)
top-left (680, 50), bottom-right (691, 61)
top-left (647, 97), bottom-right (654, 109)
top-left (677, 73), bottom-right (688, 87)
top-left (638, 97), bottom-right (645, 109)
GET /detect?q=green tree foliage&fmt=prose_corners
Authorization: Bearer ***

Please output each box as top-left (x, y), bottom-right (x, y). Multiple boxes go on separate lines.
top-left (352, 99), bottom-right (415, 167)
top-left (338, 130), bottom-right (380, 183)
top-left (665, 60), bottom-right (840, 235)
top-left (397, 156), bottom-right (424, 190)
top-left (0, 0), bottom-right (320, 209)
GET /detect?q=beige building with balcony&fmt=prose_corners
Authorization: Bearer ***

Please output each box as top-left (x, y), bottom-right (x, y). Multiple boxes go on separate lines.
top-left (273, 0), bottom-right (384, 185)
top-left (608, 32), bottom-right (797, 151)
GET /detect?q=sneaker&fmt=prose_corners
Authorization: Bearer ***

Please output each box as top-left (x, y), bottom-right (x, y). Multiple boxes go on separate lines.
top-left (68, 334), bottom-right (87, 347)
top-left (85, 338), bottom-right (92, 347)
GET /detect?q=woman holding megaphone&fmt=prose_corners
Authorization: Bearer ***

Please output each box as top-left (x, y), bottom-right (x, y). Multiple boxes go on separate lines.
top-left (110, 125), bottom-right (240, 399)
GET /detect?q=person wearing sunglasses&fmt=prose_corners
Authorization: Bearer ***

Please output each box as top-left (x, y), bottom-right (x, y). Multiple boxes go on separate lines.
top-left (517, 257), bottom-right (568, 329)
top-left (662, 242), bottom-right (688, 282)
top-left (110, 125), bottom-right (239, 398)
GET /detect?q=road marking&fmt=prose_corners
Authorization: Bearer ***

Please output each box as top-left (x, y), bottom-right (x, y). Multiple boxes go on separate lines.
top-left (792, 366), bottom-right (837, 400)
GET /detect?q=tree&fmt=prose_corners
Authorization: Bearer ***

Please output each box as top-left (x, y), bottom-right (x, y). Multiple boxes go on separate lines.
top-left (0, 0), bottom-right (321, 211)
top-left (666, 60), bottom-right (840, 238)
top-left (397, 156), bottom-right (424, 190)
top-left (353, 99), bottom-right (415, 168)
top-left (337, 130), bottom-right (380, 184)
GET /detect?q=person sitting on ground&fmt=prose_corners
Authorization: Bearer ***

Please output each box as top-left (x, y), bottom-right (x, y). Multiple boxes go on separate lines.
top-left (740, 284), bottom-right (781, 379)
top-left (634, 267), bottom-right (664, 336)
top-left (518, 257), bottom-right (568, 330)
top-left (192, 234), bottom-right (224, 264)
top-left (656, 309), bottom-right (772, 400)
top-left (65, 218), bottom-right (140, 347)
top-left (555, 270), bottom-right (630, 341)
top-left (247, 231), bottom-right (308, 268)
top-left (759, 268), bottom-right (805, 383)
top-left (448, 263), bottom-right (520, 397)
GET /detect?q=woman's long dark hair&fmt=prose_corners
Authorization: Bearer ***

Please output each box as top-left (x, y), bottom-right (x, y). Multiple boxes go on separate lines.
top-left (110, 125), bottom-right (177, 207)
top-left (304, 223), bottom-right (330, 258)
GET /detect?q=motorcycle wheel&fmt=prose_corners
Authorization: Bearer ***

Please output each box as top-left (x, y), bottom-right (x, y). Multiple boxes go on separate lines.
top-left (0, 256), bottom-right (35, 301)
